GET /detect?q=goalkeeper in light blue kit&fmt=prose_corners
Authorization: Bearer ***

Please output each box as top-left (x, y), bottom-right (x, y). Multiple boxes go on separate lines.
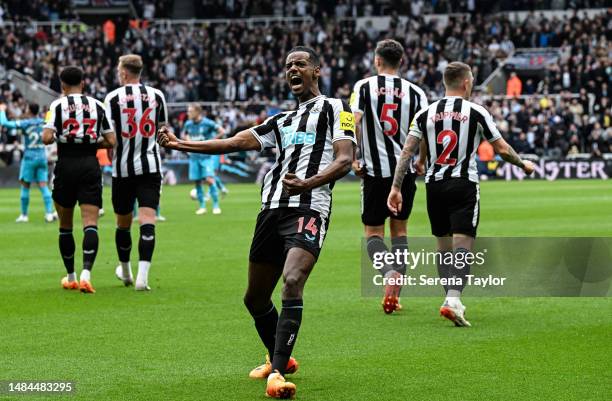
top-left (0, 103), bottom-right (55, 223)
top-left (181, 104), bottom-right (225, 215)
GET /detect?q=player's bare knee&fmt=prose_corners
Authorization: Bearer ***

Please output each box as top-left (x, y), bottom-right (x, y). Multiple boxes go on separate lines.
top-left (243, 292), bottom-right (269, 313)
top-left (282, 275), bottom-right (304, 299)
top-left (80, 205), bottom-right (99, 227)
top-left (452, 234), bottom-right (474, 251)
top-left (82, 215), bottom-right (98, 227)
top-left (389, 219), bottom-right (407, 237)
top-left (138, 207), bottom-right (156, 226)
top-left (364, 224), bottom-right (384, 238)
top-left (57, 210), bottom-right (73, 229)
top-left (116, 213), bottom-right (133, 229)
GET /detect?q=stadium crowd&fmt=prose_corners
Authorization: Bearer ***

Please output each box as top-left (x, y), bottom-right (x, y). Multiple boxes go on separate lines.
top-left (0, 6), bottom-right (610, 165)
top-left (0, 0), bottom-right (75, 21)
top-left (1, 0), bottom-right (608, 22)
top-left (1, 10), bottom-right (610, 100)
top-left (194, 0), bottom-right (609, 18)
top-left (475, 94), bottom-right (612, 158)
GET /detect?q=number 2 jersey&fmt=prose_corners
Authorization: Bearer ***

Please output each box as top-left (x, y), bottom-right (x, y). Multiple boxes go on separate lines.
top-left (408, 96), bottom-right (502, 184)
top-left (351, 74), bottom-right (428, 178)
top-left (249, 95), bottom-right (357, 220)
top-left (104, 84), bottom-right (168, 178)
top-left (44, 94), bottom-right (113, 158)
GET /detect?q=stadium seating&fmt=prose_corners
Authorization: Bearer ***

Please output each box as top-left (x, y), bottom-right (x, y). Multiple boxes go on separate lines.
top-left (0, 5), bottom-right (610, 164)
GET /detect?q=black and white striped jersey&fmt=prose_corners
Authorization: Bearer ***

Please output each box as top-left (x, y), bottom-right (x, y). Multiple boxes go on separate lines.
top-left (249, 95), bottom-right (357, 219)
top-left (409, 96), bottom-right (502, 184)
top-left (44, 94), bottom-right (113, 157)
top-left (350, 74), bottom-right (428, 178)
top-left (104, 84), bottom-right (168, 177)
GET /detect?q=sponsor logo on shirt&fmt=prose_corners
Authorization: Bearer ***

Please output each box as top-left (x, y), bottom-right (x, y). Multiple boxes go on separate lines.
top-left (281, 127), bottom-right (316, 148)
top-left (339, 111), bottom-right (355, 132)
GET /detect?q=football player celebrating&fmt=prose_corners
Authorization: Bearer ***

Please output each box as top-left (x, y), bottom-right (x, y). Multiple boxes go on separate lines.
top-left (158, 46), bottom-right (355, 399)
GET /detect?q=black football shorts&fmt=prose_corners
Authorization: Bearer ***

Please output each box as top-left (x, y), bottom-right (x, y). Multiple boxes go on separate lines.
top-left (249, 207), bottom-right (329, 267)
top-left (361, 173), bottom-right (417, 226)
top-left (112, 173), bottom-right (161, 215)
top-left (426, 178), bottom-right (480, 238)
top-left (52, 155), bottom-right (102, 208)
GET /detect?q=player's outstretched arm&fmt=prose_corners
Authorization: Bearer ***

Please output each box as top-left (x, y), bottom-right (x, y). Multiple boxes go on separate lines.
top-left (158, 126), bottom-right (261, 154)
top-left (388, 135), bottom-right (421, 215)
top-left (0, 106), bottom-right (22, 129)
top-left (491, 137), bottom-right (534, 174)
top-left (282, 140), bottom-right (353, 196)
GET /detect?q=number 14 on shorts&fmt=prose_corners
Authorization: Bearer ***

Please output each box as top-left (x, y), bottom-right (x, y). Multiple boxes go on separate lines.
top-left (297, 216), bottom-right (318, 236)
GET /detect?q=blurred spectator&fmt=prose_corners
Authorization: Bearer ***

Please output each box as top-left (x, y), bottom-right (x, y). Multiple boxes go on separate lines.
top-left (103, 19), bottom-right (115, 44)
top-left (506, 72), bottom-right (522, 97)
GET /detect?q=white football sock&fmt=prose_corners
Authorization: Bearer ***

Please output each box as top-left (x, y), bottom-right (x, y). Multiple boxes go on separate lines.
top-left (121, 261), bottom-right (132, 277)
top-left (445, 290), bottom-right (461, 304)
top-left (80, 269), bottom-right (91, 282)
top-left (136, 261), bottom-right (150, 284)
top-left (67, 272), bottom-right (77, 282)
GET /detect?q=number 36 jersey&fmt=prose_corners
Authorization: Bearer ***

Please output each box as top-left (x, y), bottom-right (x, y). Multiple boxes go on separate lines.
top-left (104, 84), bottom-right (168, 178)
top-left (44, 94), bottom-right (113, 158)
top-left (351, 74), bottom-right (428, 178)
top-left (408, 96), bottom-right (502, 184)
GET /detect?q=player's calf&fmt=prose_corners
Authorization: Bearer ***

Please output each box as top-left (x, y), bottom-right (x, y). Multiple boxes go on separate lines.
top-left (59, 228), bottom-right (76, 281)
top-left (440, 247), bottom-right (472, 327)
top-left (17, 186), bottom-right (30, 222)
top-left (115, 225), bottom-right (133, 286)
top-left (245, 299), bottom-right (279, 366)
top-left (271, 299), bottom-right (302, 375)
top-left (78, 225), bottom-right (98, 293)
top-left (136, 223), bottom-right (155, 291)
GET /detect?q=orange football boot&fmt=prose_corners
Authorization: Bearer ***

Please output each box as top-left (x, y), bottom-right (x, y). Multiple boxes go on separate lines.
top-left (249, 354), bottom-right (298, 379)
top-left (382, 271), bottom-right (402, 314)
top-left (61, 277), bottom-right (79, 290)
top-left (79, 280), bottom-right (96, 294)
top-left (265, 371), bottom-right (296, 399)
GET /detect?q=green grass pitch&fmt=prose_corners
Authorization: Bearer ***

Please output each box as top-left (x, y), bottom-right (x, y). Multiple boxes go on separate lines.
top-left (0, 180), bottom-right (610, 400)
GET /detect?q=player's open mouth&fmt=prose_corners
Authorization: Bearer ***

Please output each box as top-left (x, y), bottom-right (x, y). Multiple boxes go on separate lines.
top-left (290, 75), bottom-right (303, 89)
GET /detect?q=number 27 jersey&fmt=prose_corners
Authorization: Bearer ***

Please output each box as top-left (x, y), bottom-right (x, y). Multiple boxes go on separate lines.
top-left (44, 94), bottom-right (113, 157)
top-left (104, 84), bottom-right (168, 178)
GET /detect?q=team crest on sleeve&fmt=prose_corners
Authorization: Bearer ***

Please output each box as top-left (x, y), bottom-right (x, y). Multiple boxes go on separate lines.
top-left (349, 92), bottom-right (356, 107)
top-left (44, 110), bottom-right (52, 123)
top-left (339, 111), bottom-right (355, 132)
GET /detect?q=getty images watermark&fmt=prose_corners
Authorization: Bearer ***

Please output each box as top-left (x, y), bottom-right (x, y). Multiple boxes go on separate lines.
top-left (370, 248), bottom-right (507, 288)
top-left (361, 237), bottom-right (612, 297)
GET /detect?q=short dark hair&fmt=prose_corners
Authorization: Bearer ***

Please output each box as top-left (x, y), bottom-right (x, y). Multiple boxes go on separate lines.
top-left (59, 66), bottom-right (84, 86)
top-left (28, 103), bottom-right (39, 115)
top-left (375, 39), bottom-right (404, 68)
top-left (287, 46), bottom-right (320, 66)
top-left (443, 62), bottom-right (472, 89)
